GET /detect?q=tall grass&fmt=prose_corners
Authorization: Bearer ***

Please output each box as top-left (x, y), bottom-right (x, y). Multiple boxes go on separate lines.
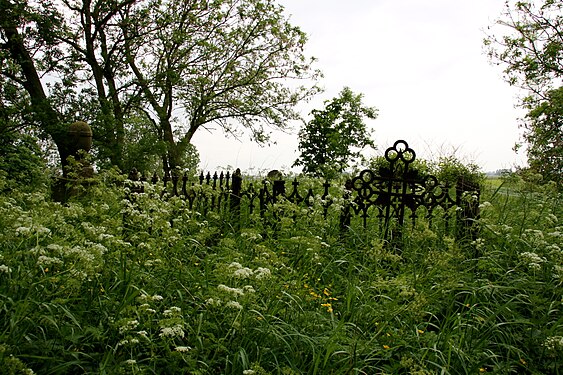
top-left (0, 171), bottom-right (561, 374)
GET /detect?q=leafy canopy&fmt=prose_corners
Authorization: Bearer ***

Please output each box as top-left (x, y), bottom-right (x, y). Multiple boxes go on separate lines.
top-left (294, 87), bottom-right (377, 178)
top-left (485, 0), bottom-right (563, 188)
top-left (0, 0), bottom-right (320, 174)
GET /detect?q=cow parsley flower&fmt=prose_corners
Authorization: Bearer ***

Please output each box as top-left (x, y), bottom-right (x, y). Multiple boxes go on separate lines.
top-left (254, 267), bottom-right (271, 280)
top-left (175, 346), bottom-right (191, 352)
top-left (159, 324), bottom-right (184, 338)
top-left (519, 251), bottom-right (546, 271)
top-left (233, 267), bottom-right (253, 279)
top-left (226, 300), bottom-right (243, 310)
top-left (218, 284), bottom-right (244, 296)
top-left (544, 336), bottom-right (563, 351)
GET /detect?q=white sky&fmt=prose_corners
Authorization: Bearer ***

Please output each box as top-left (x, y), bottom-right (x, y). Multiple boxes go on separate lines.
top-left (192, 0), bottom-right (526, 174)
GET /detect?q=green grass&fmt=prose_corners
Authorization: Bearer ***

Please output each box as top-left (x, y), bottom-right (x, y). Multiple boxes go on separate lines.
top-left (0, 171), bottom-right (562, 374)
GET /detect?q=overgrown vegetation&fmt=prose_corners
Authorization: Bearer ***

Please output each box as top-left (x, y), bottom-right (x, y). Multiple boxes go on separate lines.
top-left (0, 168), bottom-right (561, 374)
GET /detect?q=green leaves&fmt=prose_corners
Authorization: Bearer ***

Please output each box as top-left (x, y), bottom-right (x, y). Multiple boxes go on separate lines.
top-left (485, 0), bottom-right (563, 189)
top-left (294, 87), bottom-right (378, 179)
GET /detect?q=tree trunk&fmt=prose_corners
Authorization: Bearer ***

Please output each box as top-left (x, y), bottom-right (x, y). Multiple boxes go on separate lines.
top-left (1, 24), bottom-right (69, 173)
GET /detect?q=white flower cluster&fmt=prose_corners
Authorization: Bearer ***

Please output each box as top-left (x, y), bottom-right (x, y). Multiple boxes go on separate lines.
top-left (225, 301), bottom-right (243, 310)
top-left (37, 255), bottom-right (63, 267)
top-left (546, 213), bottom-right (559, 225)
top-left (478, 201), bottom-right (492, 210)
top-left (139, 303), bottom-right (157, 314)
top-left (217, 284), bottom-right (244, 296)
top-left (175, 346), bottom-right (191, 352)
top-left (0, 264), bottom-right (11, 273)
top-left (228, 262), bottom-right (271, 280)
top-left (139, 293), bottom-right (164, 302)
top-left (118, 338), bottom-right (140, 346)
top-left (15, 224), bottom-right (51, 237)
top-left (163, 306), bottom-right (182, 317)
top-left (471, 238), bottom-right (486, 251)
top-left (544, 336), bottom-right (563, 351)
top-left (254, 267), bottom-right (271, 280)
top-left (519, 251), bottom-right (547, 271)
top-left (119, 319), bottom-right (139, 334)
top-left (159, 324), bottom-right (184, 338)
top-left (240, 230), bottom-right (262, 241)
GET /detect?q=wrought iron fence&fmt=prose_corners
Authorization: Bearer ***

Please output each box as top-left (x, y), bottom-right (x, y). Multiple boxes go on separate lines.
top-left (126, 140), bottom-right (480, 244)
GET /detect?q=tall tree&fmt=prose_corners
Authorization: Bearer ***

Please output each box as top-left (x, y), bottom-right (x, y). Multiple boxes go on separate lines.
top-left (2, 0), bottom-right (319, 175)
top-left (293, 87), bottom-right (377, 179)
top-left (522, 86), bottom-right (563, 185)
top-left (485, 0), bottom-right (563, 186)
top-left (0, 0), bottom-right (71, 170)
top-left (119, 0), bottom-right (320, 172)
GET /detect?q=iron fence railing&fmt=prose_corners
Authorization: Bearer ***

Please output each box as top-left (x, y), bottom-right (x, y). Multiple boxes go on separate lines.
top-left (125, 140), bottom-right (480, 244)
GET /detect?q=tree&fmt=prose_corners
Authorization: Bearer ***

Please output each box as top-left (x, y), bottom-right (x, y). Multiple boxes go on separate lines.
top-left (293, 87), bottom-right (377, 178)
top-left (484, 0), bottom-right (563, 186)
top-left (0, 0), bottom-right (70, 171)
top-left (120, 0), bottom-right (320, 172)
top-left (1, 0), bottom-right (320, 175)
top-left (523, 86), bottom-right (563, 186)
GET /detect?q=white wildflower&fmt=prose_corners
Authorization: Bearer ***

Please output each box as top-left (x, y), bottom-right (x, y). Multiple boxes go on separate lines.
top-left (119, 319), bottom-right (139, 334)
top-left (15, 226), bottom-right (31, 236)
top-left (163, 306), bottom-right (181, 317)
top-left (159, 324), bottom-right (184, 338)
top-left (233, 267), bottom-right (253, 279)
top-left (546, 213), bottom-right (558, 225)
top-left (226, 300), bottom-right (243, 310)
top-left (519, 251), bottom-right (546, 271)
top-left (243, 285), bottom-right (256, 294)
top-left (243, 370), bottom-right (255, 375)
top-left (124, 359), bottom-right (137, 365)
top-left (218, 284), bottom-right (244, 296)
top-left (544, 336), bottom-right (563, 351)
top-left (228, 262), bottom-right (243, 270)
top-left (37, 255), bottom-right (63, 266)
top-left (253, 267), bottom-right (271, 280)
top-left (206, 298), bottom-right (222, 307)
top-left (0, 265), bottom-right (11, 273)
top-left (175, 346), bottom-right (191, 352)
top-left (479, 201), bottom-right (492, 210)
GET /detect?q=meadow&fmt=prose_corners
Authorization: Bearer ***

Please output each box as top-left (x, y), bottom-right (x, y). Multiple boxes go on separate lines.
top-left (0, 169), bottom-right (561, 374)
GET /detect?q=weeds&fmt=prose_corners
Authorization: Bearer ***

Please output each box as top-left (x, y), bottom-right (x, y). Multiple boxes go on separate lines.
top-left (0, 171), bottom-right (561, 374)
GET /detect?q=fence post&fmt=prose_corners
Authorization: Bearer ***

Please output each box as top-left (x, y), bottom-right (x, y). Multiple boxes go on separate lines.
top-left (340, 178), bottom-right (353, 237)
top-left (230, 168), bottom-right (242, 228)
top-left (456, 178), bottom-right (481, 242)
top-left (273, 179), bottom-right (286, 200)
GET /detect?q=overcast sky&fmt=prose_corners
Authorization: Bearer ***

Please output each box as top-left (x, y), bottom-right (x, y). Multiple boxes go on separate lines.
top-left (191, 0), bottom-right (526, 173)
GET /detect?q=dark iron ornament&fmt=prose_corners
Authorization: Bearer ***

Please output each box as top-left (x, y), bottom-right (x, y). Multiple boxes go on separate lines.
top-left (126, 140), bottom-right (479, 244)
top-left (345, 140), bottom-right (457, 243)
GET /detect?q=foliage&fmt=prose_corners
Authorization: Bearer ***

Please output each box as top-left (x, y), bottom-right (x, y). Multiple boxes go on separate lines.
top-left (0, 131), bottom-right (48, 191)
top-left (0, 0), bottom-right (320, 173)
top-left (433, 155), bottom-right (484, 187)
top-left (366, 154), bottom-right (432, 181)
top-left (521, 86), bottom-right (563, 188)
top-left (485, 0), bottom-right (563, 188)
top-left (1, 168), bottom-right (561, 373)
top-left (366, 149), bottom-right (484, 189)
top-left (294, 87), bottom-right (377, 179)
